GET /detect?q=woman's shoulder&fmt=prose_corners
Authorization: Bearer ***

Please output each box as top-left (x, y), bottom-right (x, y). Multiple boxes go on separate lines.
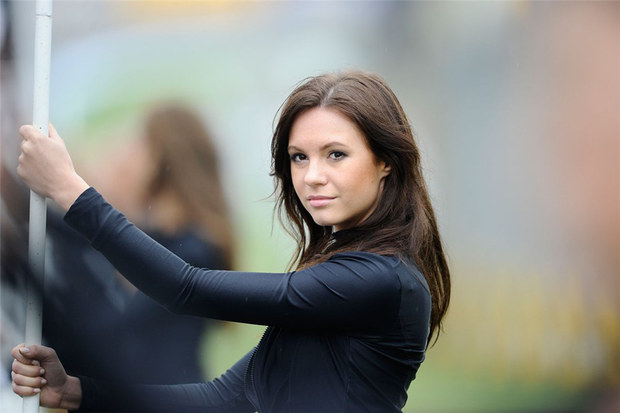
top-left (327, 251), bottom-right (429, 293)
top-left (324, 251), bottom-right (411, 284)
top-left (327, 250), bottom-right (408, 269)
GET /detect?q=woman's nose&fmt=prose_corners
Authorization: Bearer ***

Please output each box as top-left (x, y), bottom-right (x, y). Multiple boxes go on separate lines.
top-left (304, 160), bottom-right (328, 186)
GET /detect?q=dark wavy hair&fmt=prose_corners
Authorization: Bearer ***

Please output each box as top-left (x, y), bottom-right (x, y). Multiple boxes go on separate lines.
top-left (271, 70), bottom-right (450, 344)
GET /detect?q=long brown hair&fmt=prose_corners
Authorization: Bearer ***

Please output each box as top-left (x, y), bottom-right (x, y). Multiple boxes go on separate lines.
top-left (142, 104), bottom-right (235, 269)
top-left (271, 71), bottom-right (450, 344)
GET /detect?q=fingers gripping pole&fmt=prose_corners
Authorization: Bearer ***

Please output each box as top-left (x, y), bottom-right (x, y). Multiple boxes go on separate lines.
top-left (24, 0), bottom-right (52, 412)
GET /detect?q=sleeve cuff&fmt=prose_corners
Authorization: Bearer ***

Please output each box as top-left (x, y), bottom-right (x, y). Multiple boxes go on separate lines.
top-left (63, 187), bottom-right (106, 242)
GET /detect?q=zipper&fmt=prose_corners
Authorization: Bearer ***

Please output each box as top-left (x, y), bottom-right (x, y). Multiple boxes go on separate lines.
top-left (246, 325), bottom-right (272, 412)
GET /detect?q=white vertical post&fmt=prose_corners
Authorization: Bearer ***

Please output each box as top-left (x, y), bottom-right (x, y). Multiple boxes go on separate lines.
top-left (23, 0), bottom-right (52, 411)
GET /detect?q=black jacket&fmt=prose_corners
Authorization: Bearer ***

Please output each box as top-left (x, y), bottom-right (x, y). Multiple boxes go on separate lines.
top-left (67, 188), bottom-right (431, 412)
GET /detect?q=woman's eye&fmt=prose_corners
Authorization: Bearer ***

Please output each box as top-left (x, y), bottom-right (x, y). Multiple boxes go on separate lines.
top-left (329, 151), bottom-right (346, 160)
top-left (290, 153), bottom-right (307, 162)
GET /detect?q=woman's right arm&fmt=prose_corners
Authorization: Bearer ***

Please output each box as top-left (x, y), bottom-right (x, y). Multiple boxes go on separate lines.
top-left (12, 343), bottom-right (256, 412)
top-left (77, 350), bottom-right (256, 412)
top-left (17, 124), bottom-right (90, 211)
top-left (18, 124), bottom-right (401, 331)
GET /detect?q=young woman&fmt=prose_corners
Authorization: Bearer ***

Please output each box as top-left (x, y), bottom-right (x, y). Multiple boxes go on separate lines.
top-left (11, 70), bottom-right (451, 412)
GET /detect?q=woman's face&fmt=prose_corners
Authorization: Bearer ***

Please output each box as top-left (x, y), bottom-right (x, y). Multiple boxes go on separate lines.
top-left (288, 107), bottom-right (391, 232)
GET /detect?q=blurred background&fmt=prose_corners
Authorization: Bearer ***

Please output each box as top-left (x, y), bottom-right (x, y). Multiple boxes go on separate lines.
top-left (1, 1), bottom-right (618, 412)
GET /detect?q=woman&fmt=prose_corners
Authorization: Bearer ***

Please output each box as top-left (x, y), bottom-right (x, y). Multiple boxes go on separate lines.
top-left (42, 104), bottom-right (234, 385)
top-left (12, 70), bottom-right (450, 412)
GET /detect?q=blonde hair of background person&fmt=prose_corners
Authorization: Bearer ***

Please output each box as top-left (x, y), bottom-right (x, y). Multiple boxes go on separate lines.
top-left (92, 104), bottom-right (235, 270)
top-left (12, 70), bottom-right (451, 412)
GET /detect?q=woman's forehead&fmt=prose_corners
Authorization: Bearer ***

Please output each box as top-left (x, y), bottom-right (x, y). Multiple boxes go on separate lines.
top-left (289, 108), bottom-right (365, 147)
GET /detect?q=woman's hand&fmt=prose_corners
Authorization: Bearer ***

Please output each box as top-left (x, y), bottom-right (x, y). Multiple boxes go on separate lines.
top-left (11, 344), bottom-right (82, 410)
top-left (18, 124), bottom-right (89, 211)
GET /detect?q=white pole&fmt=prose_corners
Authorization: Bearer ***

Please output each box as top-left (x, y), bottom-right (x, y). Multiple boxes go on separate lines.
top-left (23, 0), bottom-right (52, 411)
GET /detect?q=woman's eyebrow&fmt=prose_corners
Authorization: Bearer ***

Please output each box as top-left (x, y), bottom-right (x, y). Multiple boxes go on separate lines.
top-left (288, 141), bottom-right (349, 152)
top-left (320, 141), bottom-right (348, 151)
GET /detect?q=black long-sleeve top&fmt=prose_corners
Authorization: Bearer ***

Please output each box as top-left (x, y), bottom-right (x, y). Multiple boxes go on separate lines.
top-left (65, 188), bottom-right (432, 412)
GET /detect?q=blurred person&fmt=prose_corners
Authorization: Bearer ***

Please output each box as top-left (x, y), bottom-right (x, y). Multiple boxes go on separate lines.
top-left (1, 0), bottom-right (29, 409)
top-left (541, 4), bottom-right (619, 289)
top-left (86, 104), bottom-right (235, 268)
top-left (42, 104), bottom-right (235, 385)
top-left (11, 70), bottom-right (450, 412)
top-left (536, 4), bottom-right (619, 410)
top-left (0, 164), bottom-right (30, 411)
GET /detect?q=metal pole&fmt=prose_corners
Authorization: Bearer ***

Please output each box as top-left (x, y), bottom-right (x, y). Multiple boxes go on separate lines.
top-left (23, 0), bottom-right (52, 411)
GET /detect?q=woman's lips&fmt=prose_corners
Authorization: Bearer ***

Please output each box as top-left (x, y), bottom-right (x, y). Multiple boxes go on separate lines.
top-left (308, 196), bottom-right (333, 207)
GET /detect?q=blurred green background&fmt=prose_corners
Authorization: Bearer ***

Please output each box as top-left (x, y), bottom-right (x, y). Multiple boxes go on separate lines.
top-left (2, 1), bottom-right (618, 412)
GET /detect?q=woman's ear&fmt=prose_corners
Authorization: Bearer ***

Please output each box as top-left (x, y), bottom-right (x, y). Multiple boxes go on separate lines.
top-left (379, 161), bottom-right (392, 179)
